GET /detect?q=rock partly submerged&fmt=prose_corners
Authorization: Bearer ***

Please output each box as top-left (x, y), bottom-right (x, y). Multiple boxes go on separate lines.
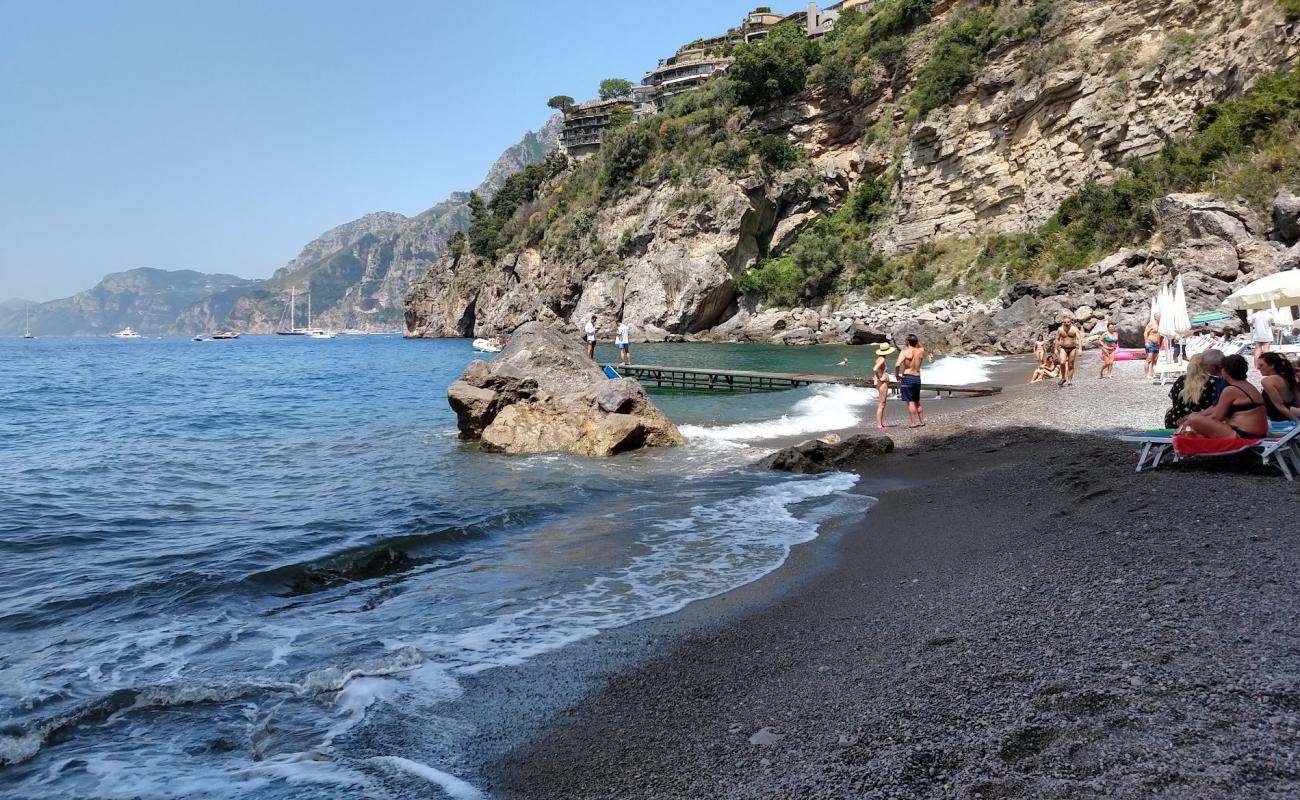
top-left (761, 434), bottom-right (895, 475)
top-left (446, 322), bottom-right (683, 457)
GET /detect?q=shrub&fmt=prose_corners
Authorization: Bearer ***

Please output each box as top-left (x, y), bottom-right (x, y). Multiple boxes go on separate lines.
top-left (599, 125), bottom-right (658, 192)
top-left (1283, 0), bottom-right (1300, 20)
top-left (738, 255), bottom-right (803, 306)
top-left (748, 134), bottom-right (803, 169)
top-left (812, 1), bottom-right (932, 99)
top-left (912, 4), bottom-right (998, 116)
top-left (729, 23), bottom-right (821, 107)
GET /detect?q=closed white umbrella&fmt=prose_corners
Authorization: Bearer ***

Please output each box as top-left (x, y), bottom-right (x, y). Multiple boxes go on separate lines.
top-left (1170, 276), bottom-right (1192, 334)
top-left (1157, 283), bottom-right (1180, 338)
top-left (1222, 269), bottom-right (1300, 310)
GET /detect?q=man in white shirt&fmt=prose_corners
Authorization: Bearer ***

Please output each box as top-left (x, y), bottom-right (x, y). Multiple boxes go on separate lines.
top-left (615, 317), bottom-right (631, 366)
top-left (1250, 307), bottom-right (1274, 368)
top-left (584, 315), bottom-right (598, 359)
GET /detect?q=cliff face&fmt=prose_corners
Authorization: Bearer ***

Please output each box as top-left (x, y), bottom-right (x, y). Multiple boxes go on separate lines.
top-left (881, 0), bottom-right (1298, 252)
top-left (404, 0), bottom-right (1299, 348)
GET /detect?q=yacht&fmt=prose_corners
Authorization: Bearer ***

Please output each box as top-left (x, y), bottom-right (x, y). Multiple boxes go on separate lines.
top-left (300, 285), bottom-right (338, 339)
top-left (473, 337), bottom-right (503, 353)
top-left (192, 335), bottom-right (209, 342)
top-left (211, 331), bottom-right (241, 340)
top-left (23, 305), bottom-right (35, 339)
top-left (111, 327), bottom-right (142, 339)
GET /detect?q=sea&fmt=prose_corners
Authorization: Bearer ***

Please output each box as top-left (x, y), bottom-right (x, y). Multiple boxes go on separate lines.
top-left (0, 335), bottom-right (998, 799)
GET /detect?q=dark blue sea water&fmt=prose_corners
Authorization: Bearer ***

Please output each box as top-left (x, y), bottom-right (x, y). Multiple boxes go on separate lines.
top-left (0, 335), bottom-right (993, 798)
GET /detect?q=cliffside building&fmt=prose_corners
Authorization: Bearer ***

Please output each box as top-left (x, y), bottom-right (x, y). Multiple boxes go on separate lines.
top-left (559, 98), bottom-right (636, 157)
top-left (643, 49), bottom-right (734, 111)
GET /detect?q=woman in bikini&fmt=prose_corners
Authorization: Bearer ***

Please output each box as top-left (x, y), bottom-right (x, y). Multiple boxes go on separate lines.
top-left (873, 342), bottom-right (896, 430)
top-left (1098, 323), bottom-right (1119, 379)
top-left (1180, 354), bottom-right (1269, 439)
top-left (1259, 352), bottom-right (1300, 423)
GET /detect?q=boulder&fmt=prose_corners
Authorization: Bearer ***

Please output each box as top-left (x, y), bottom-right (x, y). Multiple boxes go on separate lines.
top-left (1165, 238), bottom-right (1239, 281)
top-left (760, 434), bottom-right (895, 475)
top-left (1153, 193), bottom-right (1263, 247)
top-left (846, 322), bottom-right (888, 345)
top-left (1274, 187), bottom-right (1300, 244)
top-left (446, 322), bottom-right (683, 457)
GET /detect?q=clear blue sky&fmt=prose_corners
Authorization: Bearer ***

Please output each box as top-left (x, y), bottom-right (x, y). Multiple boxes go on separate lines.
top-left (0, 0), bottom-right (794, 302)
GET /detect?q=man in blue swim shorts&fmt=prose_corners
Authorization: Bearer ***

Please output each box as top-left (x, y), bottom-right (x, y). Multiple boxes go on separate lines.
top-left (895, 334), bottom-right (930, 428)
top-left (1144, 313), bottom-right (1162, 380)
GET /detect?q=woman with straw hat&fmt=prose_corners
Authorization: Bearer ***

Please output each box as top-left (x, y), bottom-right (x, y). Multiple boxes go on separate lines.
top-left (874, 342), bottom-right (897, 430)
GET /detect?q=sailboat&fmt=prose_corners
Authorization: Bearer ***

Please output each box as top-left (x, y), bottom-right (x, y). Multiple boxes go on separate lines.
top-left (302, 286), bottom-right (338, 339)
top-left (23, 304), bottom-right (35, 339)
top-left (275, 286), bottom-right (307, 335)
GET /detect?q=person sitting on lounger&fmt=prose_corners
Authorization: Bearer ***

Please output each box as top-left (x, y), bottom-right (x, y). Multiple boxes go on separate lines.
top-left (1180, 354), bottom-right (1269, 439)
top-left (1164, 354), bottom-right (1218, 429)
top-left (1030, 354), bottom-right (1060, 383)
top-left (1259, 352), bottom-right (1300, 423)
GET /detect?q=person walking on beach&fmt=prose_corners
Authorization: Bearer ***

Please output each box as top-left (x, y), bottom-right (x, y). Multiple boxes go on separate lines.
top-left (1144, 313), bottom-right (1162, 379)
top-left (615, 317), bottom-right (631, 366)
top-left (895, 335), bottom-right (928, 428)
top-left (1055, 315), bottom-right (1080, 386)
top-left (1098, 322), bottom-right (1119, 379)
top-left (1250, 306), bottom-right (1274, 369)
top-left (874, 342), bottom-right (896, 430)
top-left (584, 315), bottom-right (598, 359)
top-left (1034, 334), bottom-right (1047, 367)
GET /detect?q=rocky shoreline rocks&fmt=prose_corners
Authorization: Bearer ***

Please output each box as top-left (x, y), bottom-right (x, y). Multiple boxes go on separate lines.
top-left (446, 322), bottom-right (683, 457)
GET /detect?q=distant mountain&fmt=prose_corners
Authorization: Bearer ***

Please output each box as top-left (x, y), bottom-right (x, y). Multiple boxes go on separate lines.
top-left (180, 114), bottom-right (563, 334)
top-left (1, 268), bottom-right (260, 336)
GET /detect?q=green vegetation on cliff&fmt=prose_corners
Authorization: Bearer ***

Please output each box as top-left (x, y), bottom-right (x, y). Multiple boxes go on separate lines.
top-left (886, 64), bottom-right (1300, 301)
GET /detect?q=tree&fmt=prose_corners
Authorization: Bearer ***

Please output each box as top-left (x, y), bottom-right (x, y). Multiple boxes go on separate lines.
top-left (607, 103), bottom-right (633, 130)
top-left (547, 95), bottom-right (575, 113)
top-left (598, 78), bottom-right (634, 100)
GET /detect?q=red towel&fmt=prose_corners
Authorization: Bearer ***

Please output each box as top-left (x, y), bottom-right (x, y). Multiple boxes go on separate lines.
top-left (1172, 434), bottom-right (1263, 458)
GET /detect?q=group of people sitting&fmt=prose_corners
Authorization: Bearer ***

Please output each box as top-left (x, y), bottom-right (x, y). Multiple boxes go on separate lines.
top-left (1164, 349), bottom-right (1300, 439)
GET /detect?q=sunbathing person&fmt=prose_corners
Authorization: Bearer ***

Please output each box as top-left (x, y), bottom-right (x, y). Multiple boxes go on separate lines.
top-left (1163, 354), bottom-right (1218, 429)
top-left (1180, 354), bottom-right (1269, 439)
top-left (1259, 352), bottom-right (1300, 423)
top-left (1030, 354), bottom-right (1060, 383)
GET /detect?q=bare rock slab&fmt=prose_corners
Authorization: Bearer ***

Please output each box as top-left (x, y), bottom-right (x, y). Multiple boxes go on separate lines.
top-left (760, 434), bottom-right (895, 474)
top-left (446, 322), bottom-right (683, 457)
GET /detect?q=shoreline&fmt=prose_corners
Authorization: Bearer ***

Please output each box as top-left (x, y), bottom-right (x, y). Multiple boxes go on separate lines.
top-left (482, 361), bottom-right (1300, 798)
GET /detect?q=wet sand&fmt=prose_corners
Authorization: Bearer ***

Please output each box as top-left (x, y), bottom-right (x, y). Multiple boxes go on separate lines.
top-left (488, 360), bottom-right (1300, 798)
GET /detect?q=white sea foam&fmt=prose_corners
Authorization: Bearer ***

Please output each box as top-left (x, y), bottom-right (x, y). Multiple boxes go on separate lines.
top-left (429, 472), bottom-right (867, 672)
top-left (678, 355), bottom-right (1000, 445)
top-left (680, 384), bottom-right (876, 443)
top-left (374, 756), bottom-right (485, 800)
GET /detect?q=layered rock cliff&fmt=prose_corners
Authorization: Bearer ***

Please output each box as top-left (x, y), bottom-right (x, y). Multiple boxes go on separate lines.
top-left (405, 0), bottom-right (1299, 352)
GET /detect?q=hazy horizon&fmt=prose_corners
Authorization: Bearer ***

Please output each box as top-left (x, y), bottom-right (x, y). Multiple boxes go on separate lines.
top-left (1, 1), bottom-right (789, 303)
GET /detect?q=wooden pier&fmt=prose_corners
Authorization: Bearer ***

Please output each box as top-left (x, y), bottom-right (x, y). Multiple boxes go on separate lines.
top-left (612, 364), bottom-right (1002, 398)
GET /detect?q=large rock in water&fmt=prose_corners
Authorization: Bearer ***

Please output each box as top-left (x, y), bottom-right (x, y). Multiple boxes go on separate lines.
top-left (760, 434), bottom-right (894, 474)
top-left (446, 322), bottom-right (683, 457)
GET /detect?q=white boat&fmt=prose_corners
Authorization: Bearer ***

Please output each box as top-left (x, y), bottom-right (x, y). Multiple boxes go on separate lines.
top-left (23, 304), bottom-right (35, 339)
top-left (111, 327), bottom-right (142, 339)
top-left (306, 329), bottom-right (338, 339)
top-left (472, 337), bottom-right (503, 353)
top-left (192, 335), bottom-right (208, 342)
top-left (211, 331), bottom-right (240, 340)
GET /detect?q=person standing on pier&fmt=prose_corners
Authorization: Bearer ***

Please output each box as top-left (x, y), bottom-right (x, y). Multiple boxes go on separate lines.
top-left (584, 315), bottom-right (598, 359)
top-left (874, 342), bottom-right (896, 431)
top-left (616, 317), bottom-right (632, 366)
top-left (895, 335), bottom-right (929, 428)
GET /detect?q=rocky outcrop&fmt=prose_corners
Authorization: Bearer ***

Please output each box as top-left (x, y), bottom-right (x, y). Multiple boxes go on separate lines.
top-left (446, 322), bottom-right (682, 457)
top-left (1275, 187), bottom-right (1300, 244)
top-left (760, 434), bottom-right (895, 474)
top-left (881, 0), bottom-right (1299, 253)
top-left (404, 1), bottom-right (1297, 347)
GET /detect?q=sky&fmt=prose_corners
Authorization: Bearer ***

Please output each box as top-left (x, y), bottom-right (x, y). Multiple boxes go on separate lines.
top-left (0, 0), bottom-right (795, 302)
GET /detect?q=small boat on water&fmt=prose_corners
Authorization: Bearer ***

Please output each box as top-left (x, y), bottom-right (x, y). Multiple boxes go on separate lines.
top-left (193, 335), bottom-right (208, 342)
top-left (306, 329), bottom-right (338, 339)
top-left (23, 305), bottom-right (35, 339)
top-left (473, 337), bottom-right (503, 353)
top-left (211, 331), bottom-right (240, 340)
top-left (111, 327), bottom-right (142, 339)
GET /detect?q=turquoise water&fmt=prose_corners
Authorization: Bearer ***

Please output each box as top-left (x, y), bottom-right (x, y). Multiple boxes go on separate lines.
top-left (0, 335), bottom-right (993, 798)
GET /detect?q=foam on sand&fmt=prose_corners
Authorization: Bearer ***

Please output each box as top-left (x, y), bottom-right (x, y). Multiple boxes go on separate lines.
top-left (373, 756), bottom-right (485, 800)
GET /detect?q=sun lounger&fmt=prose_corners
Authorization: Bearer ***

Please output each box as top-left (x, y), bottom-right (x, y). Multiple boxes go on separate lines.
top-left (1119, 423), bottom-right (1300, 480)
